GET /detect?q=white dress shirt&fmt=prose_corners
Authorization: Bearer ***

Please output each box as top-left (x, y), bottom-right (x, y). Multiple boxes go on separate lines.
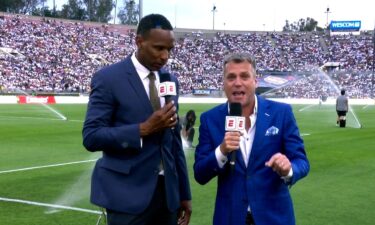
top-left (131, 53), bottom-right (166, 108)
top-left (131, 53), bottom-right (166, 175)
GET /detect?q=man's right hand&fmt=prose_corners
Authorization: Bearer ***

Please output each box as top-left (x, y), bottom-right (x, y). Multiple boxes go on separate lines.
top-left (140, 101), bottom-right (177, 136)
top-left (220, 131), bottom-right (241, 156)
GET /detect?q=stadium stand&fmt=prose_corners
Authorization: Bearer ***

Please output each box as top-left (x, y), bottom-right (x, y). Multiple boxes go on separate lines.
top-left (0, 14), bottom-right (374, 98)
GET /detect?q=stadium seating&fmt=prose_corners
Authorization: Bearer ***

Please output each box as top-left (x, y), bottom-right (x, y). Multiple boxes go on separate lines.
top-left (0, 14), bottom-right (374, 98)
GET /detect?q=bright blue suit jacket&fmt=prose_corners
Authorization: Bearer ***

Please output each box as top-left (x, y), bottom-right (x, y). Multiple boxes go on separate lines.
top-left (82, 55), bottom-right (191, 214)
top-left (194, 96), bottom-right (309, 225)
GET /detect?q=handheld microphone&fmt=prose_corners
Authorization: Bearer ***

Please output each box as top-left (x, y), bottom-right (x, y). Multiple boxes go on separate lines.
top-left (225, 102), bottom-right (244, 171)
top-left (158, 72), bottom-right (176, 104)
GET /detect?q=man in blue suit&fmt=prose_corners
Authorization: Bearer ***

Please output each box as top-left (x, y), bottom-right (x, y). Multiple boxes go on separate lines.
top-left (83, 14), bottom-right (192, 225)
top-left (194, 52), bottom-right (309, 225)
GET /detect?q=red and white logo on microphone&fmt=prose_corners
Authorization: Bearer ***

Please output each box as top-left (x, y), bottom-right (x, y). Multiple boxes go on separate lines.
top-left (158, 82), bottom-right (176, 97)
top-left (225, 116), bottom-right (245, 131)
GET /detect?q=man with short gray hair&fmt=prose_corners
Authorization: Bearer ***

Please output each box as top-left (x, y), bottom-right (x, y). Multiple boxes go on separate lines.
top-left (194, 52), bottom-right (309, 225)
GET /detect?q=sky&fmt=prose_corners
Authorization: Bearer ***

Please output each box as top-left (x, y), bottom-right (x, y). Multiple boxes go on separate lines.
top-left (47, 0), bottom-right (375, 31)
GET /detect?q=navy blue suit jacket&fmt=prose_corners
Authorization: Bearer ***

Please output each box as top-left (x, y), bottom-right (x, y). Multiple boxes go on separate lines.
top-left (82, 55), bottom-right (191, 214)
top-left (194, 96), bottom-right (309, 225)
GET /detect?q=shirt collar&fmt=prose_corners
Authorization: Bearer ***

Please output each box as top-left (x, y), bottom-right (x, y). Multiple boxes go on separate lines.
top-left (253, 95), bottom-right (258, 116)
top-left (131, 52), bottom-right (159, 81)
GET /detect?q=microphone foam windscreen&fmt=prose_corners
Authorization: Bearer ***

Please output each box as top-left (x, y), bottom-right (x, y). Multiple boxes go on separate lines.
top-left (159, 72), bottom-right (171, 83)
top-left (229, 102), bottom-right (242, 116)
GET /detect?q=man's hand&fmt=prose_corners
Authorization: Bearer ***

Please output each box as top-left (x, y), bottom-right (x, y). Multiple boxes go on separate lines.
top-left (178, 200), bottom-right (192, 225)
top-left (265, 153), bottom-right (291, 177)
top-left (219, 131), bottom-right (241, 156)
top-left (140, 101), bottom-right (177, 136)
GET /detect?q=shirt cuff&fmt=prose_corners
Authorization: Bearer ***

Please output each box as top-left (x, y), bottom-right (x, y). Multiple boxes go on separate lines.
top-left (281, 167), bottom-right (293, 183)
top-left (215, 146), bottom-right (228, 168)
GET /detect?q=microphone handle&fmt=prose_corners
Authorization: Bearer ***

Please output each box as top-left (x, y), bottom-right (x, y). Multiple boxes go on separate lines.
top-left (165, 95), bottom-right (175, 130)
top-left (164, 96), bottom-right (172, 104)
top-left (230, 151), bottom-right (236, 172)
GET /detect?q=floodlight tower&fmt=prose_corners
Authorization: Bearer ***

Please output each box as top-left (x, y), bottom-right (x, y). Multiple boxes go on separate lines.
top-left (325, 7), bottom-right (331, 29)
top-left (53, 0), bottom-right (56, 16)
top-left (212, 5), bottom-right (217, 30)
top-left (139, 0), bottom-right (143, 19)
top-left (42, 0), bottom-right (45, 17)
top-left (114, 0), bottom-right (117, 24)
top-left (171, 0), bottom-right (177, 28)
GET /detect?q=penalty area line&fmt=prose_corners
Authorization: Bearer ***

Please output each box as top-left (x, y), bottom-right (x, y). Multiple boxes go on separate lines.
top-left (0, 197), bottom-right (101, 215)
top-left (0, 159), bottom-right (97, 174)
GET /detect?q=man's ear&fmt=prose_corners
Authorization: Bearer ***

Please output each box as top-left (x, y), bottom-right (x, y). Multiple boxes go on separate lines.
top-left (135, 35), bottom-right (143, 48)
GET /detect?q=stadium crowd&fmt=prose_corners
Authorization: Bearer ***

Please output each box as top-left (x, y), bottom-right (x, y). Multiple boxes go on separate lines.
top-left (0, 15), bottom-right (374, 98)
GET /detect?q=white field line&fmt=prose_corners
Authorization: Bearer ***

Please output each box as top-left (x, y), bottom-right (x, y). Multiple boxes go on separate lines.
top-left (0, 115), bottom-right (63, 121)
top-left (299, 104), bottom-right (315, 112)
top-left (0, 159), bottom-right (97, 174)
top-left (0, 197), bottom-right (101, 215)
top-left (301, 133), bottom-right (311, 136)
top-left (0, 115), bottom-right (84, 123)
top-left (67, 119), bottom-right (85, 122)
top-left (362, 104), bottom-right (371, 109)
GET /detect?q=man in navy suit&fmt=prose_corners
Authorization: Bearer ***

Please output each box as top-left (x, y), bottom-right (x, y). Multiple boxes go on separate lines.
top-left (194, 52), bottom-right (309, 225)
top-left (83, 14), bottom-right (192, 225)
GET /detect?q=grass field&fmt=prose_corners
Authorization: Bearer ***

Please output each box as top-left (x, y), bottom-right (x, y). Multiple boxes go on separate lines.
top-left (0, 103), bottom-right (374, 225)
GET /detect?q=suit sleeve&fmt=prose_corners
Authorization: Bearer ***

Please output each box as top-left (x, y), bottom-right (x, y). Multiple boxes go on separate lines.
top-left (194, 112), bottom-right (226, 185)
top-left (282, 105), bottom-right (310, 185)
top-left (172, 76), bottom-right (192, 200)
top-left (82, 72), bottom-right (142, 152)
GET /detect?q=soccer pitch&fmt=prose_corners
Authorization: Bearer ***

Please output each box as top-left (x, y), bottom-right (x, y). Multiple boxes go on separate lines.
top-left (0, 103), bottom-right (374, 225)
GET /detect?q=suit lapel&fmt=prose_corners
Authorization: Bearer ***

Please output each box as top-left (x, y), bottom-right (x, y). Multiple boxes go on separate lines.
top-left (236, 145), bottom-right (247, 172)
top-left (248, 97), bottom-right (271, 167)
top-left (123, 57), bottom-right (153, 114)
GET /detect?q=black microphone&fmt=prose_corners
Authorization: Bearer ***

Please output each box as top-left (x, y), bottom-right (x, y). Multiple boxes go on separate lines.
top-left (158, 72), bottom-right (176, 104)
top-left (227, 102), bottom-right (243, 171)
top-left (159, 72), bottom-right (177, 130)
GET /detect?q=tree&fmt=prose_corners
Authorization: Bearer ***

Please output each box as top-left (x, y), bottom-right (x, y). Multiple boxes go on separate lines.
top-left (283, 17), bottom-right (324, 32)
top-left (0, 0), bottom-right (15, 12)
top-left (118, 0), bottom-right (139, 25)
top-left (84, 0), bottom-right (114, 23)
top-left (0, 0), bottom-right (46, 14)
top-left (60, 0), bottom-right (86, 20)
top-left (31, 6), bottom-right (54, 17)
top-left (283, 20), bottom-right (291, 32)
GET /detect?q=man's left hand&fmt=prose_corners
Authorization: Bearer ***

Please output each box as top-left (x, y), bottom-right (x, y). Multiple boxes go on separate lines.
top-left (265, 153), bottom-right (291, 177)
top-left (178, 200), bottom-right (192, 225)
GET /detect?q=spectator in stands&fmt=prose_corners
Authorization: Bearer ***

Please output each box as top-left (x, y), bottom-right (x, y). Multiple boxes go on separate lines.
top-left (193, 52), bottom-right (309, 225)
top-left (82, 14), bottom-right (191, 225)
top-left (336, 89), bottom-right (349, 127)
top-left (181, 109), bottom-right (196, 148)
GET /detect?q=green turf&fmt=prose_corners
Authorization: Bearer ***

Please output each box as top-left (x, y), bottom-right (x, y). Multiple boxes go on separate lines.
top-left (0, 103), bottom-right (374, 224)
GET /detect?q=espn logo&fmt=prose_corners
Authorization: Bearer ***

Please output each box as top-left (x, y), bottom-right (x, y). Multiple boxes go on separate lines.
top-left (225, 116), bottom-right (245, 131)
top-left (158, 82), bottom-right (176, 97)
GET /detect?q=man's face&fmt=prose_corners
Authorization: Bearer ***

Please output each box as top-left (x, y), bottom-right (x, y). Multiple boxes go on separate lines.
top-left (136, 28), bottom-right (175, 71)
top-left (223, 61), bottom-right (257, 108)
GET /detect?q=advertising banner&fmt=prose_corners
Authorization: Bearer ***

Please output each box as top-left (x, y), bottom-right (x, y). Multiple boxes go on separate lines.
top-left (17, 96), bottom-right (56, 104)
top-left (330, 21), bottom-right (361, 32)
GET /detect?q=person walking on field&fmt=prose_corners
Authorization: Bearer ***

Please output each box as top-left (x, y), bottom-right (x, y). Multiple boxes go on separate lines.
top-left (336, 89), bottom-right (348, 127)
